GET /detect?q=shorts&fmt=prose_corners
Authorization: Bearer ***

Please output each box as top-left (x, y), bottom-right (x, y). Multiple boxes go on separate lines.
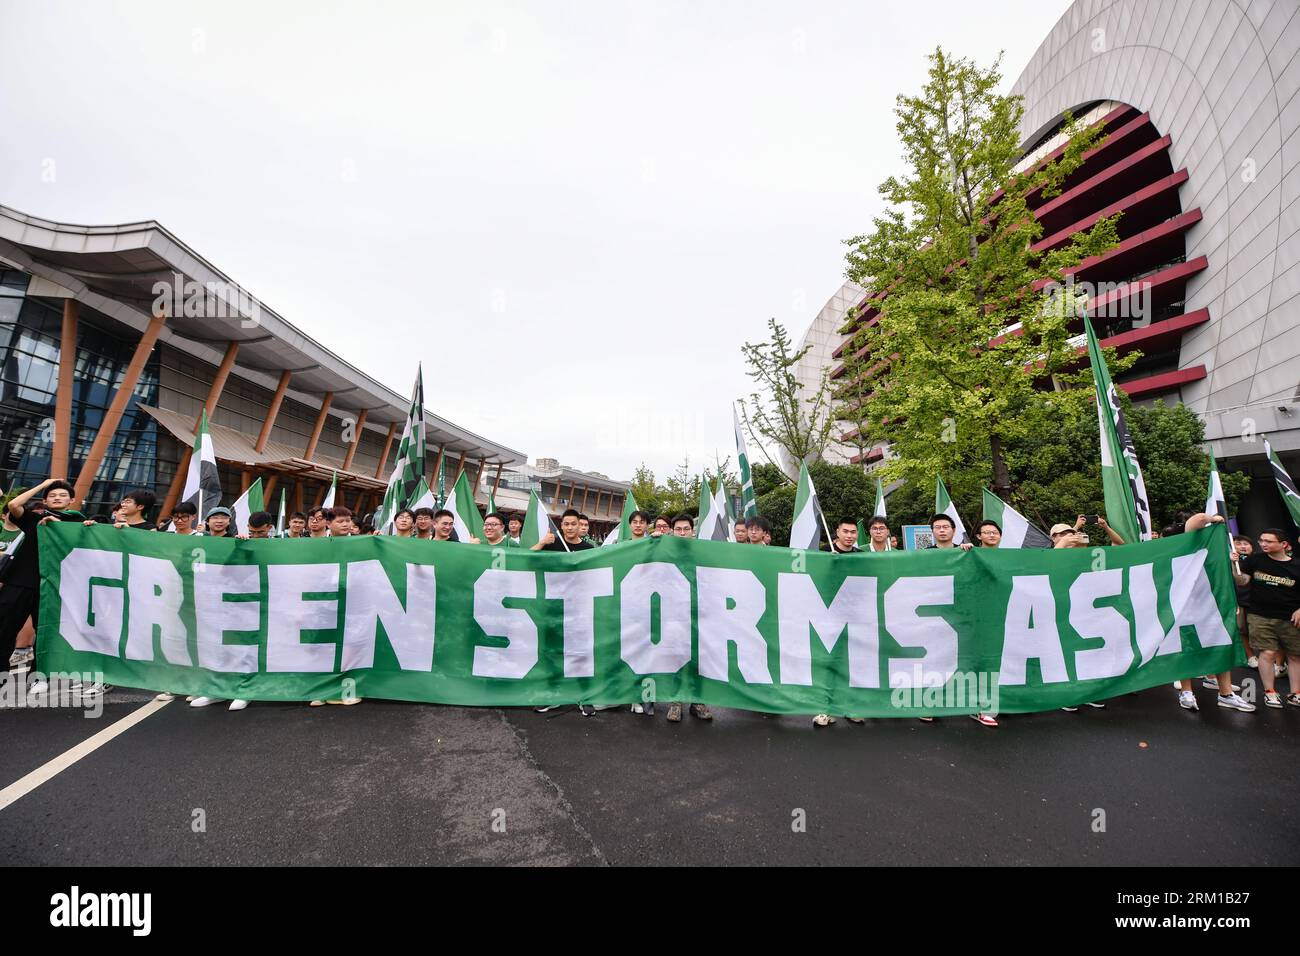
top-left (1246, 614), bottom-right (1300, 655)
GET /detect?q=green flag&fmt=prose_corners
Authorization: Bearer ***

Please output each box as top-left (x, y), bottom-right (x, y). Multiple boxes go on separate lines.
top-left (874, 478), bottom-right (886, 517)
top-left (375, 366), bottom-right (426, 532)
top-left (275, 488), bottom-right (287, 537)
top-left (408, 477), bottom-right (434, 513)
top-left (734, 405), bottom-right (758, 518)
top-left (935, 477), bottom-right (968, 544)
top-left (181, 409), bottom-right (223, 518)
top-left (1205, 452), bottom-right (1227, 519)
top-left (1264, 438), bottom-right (1300, 528)
top-left (231, 478), bottom-right (264, 534)
top-left (602, 490), bottom-right (640, 546)
top-left (981, 488), bottom-right (1051, 548)
top-left (696, 473), bottom-right (713, 531)
top-left (521, 489), bottom-right (560, 549)
top-left (1085, 318), bottom-right (1151, 544)
top-left (444, 469), bottom-right (485, 542)
top-left (789, 462), bottom-right (825, 550)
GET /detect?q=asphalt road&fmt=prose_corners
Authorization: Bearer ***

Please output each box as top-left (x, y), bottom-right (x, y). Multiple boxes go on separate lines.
top-left (1, 670), bottom-right (1296, 866)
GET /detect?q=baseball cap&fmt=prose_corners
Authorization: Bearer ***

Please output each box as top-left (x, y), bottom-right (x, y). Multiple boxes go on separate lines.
top-left (1049, 523), bottom-right (1074, 536)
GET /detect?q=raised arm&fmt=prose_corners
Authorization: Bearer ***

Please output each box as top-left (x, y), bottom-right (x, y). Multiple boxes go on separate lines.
top-left (8, 477), bottom-right (56, 520)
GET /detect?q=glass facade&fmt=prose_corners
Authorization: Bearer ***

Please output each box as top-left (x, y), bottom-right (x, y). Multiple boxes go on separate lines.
top-left (0, 269), bottom-right (159, 516)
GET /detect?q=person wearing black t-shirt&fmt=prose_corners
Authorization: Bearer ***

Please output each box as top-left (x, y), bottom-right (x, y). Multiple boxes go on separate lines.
top-left (535, 509), bottom-right (593, 552)
top-left (830, 519), bottom-right (861, 554)
top-left (1233, 526), bottom-right (1300, 708)
top-left (112, 489), bottom-right (156, 530)
top-left (2, 478), bottom-right (86, 673)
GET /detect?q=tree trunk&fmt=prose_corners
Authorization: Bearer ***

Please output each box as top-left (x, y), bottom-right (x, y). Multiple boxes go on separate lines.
top-left (990, 434), bottom-right (1010, 498)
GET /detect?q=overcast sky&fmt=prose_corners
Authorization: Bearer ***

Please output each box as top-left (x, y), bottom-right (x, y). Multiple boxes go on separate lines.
top-left (0, 0), bottom-right (1072, 481)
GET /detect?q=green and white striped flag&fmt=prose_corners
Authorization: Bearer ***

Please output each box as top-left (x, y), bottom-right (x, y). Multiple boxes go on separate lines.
top-left (1204, 451), bottom-right (1237, 559)
top-left (275, 488), bottom-right (287, 537)
top-left (375, 367), bottom-right (426, 532)
top-left (485, 490), bottom-right (498, 516)
top-left (982, 488), bottom-right (1051, 548)
top-left (697, 475), bottom-right (730, 541)
top-left (443, 469), bottom-right (484, 543)
top-left (734, 405), bottom-right (758, 518)
top-left (695, 473), bottom-right (714, 536)
top-left (321, 471), bottom-right (338, 509)
top-left (873, 477), bottom-right (887, 517)
top-left (1205, 452), bottom-right (1227, 519)
top-left (602, 490), bottom-right (640, 546)
top-left (1086, 318), bottom-right (1152, 544)
top-left (231, 477), bottom-right (264, 535)
top-left (521, 489), bottom-right (562, 550)
top-left (1264, 438), bottom-right (1300, 528)
top-left (436, 454), bottom-right (447, 509)
top-left (935, 477), bottom-right (969, 544)
top-left (181, 409), bottom-right (223, 519)
top-left (407, 477), bottom-right (434, 514)
top-left (789, 462), bottom-right (826, 550)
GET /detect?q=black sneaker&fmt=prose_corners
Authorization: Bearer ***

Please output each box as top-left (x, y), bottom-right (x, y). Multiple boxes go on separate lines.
top-left (577, 704), bottom-right (596, 717)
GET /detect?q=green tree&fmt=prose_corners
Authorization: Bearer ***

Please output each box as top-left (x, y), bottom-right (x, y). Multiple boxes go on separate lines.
top-left (881, 395), bottom-right (1251, 544)
top-left (842, 48), bottom-right (1120, 497)
top-left (740, 318), bottom-right (834, 478)
top-left (751, 462), bottom-right (788, 499)
top-left (628, 462), bottom-right (663, 517)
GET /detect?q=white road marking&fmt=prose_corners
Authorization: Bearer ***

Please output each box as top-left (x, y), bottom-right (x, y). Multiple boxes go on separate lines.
top-left (0, 697), bottom-right (171, 812)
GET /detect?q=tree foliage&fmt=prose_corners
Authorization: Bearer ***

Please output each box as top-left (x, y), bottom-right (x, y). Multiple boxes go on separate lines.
top-left (739, 318), bottom-right (834, 478)
top-left (877, 396), bottom-right (1250, 541)
top-left (841, 48), bottom-right (1121, 496)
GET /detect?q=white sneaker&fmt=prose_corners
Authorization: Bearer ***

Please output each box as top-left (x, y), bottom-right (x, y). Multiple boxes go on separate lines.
top-left (1178, 690), bottom-right (1199, 711)
top-left (8, 647), bottom-right (33, 668)
top-left (813, 714), bottom-right (835, 726)
top-left (227, 699), bottom-right (249, 711)
top-left (1202, 678), bottom-right (1240, 692)
top-left (630, 703), bottom-right (644, 714)
top-left (154, 692), bottom-right (176, 702)
top-left (190, 696), bottom-right (226, 707)
top-left (1217, 693), bottom-right (1255, 712)
top-left (1247, 656), bottom-right (1259, 669)
top-left (27, 679), bottom-right (48, 697)
top-left (1171, 680), bottom-right (1183, 689)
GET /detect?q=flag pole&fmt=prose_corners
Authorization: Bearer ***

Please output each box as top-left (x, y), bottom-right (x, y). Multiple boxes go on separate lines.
top-left (819, 509), bottom-right (834, 552)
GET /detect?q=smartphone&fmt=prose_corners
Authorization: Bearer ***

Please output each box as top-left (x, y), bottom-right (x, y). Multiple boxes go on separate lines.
top-left (1085, 514), bottom-right (1100, 524)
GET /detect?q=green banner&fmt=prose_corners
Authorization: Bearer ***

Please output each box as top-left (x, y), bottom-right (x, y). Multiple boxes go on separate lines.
top-left (37, 524), bottom-right (1241, 717)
